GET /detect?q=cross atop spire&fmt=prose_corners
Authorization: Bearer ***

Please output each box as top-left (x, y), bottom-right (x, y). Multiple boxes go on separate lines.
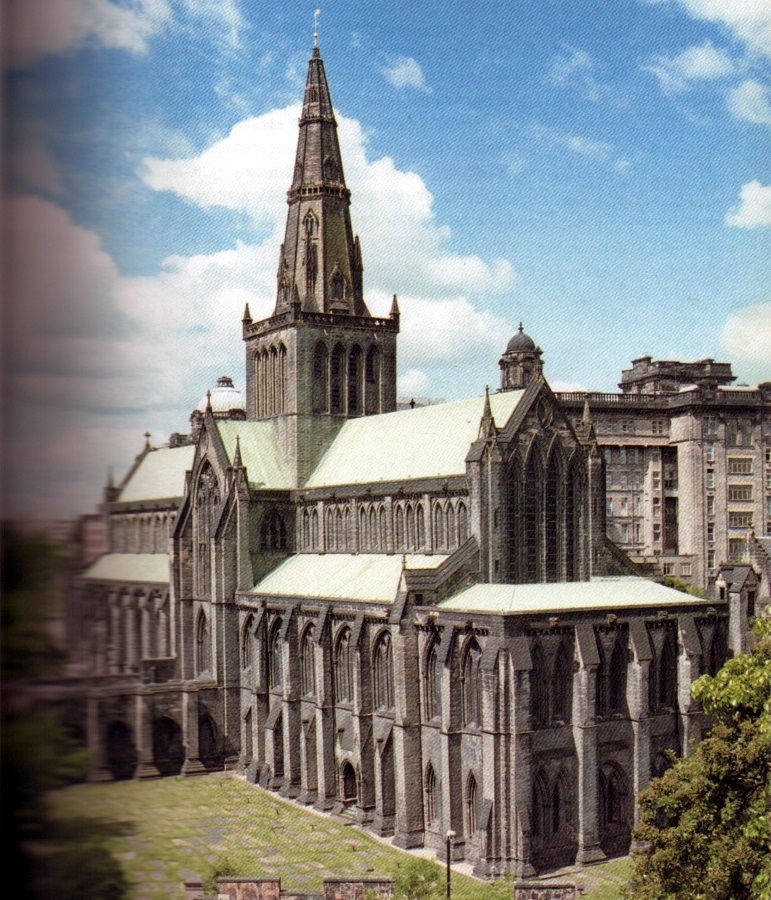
top-left (313, 9), bottom-right (320, 48)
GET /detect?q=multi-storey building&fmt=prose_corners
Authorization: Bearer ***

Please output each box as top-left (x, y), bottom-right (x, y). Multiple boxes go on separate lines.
top-left (557, 357), bottom-right (771, 590)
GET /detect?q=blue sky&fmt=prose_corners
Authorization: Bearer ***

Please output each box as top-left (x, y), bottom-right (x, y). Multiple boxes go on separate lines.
top-left (5, 0), bottom-right (770, 516)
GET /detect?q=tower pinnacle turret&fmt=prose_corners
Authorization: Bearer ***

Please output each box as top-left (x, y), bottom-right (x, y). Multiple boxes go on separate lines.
top-left (273, 45), bottom-right (367, 317)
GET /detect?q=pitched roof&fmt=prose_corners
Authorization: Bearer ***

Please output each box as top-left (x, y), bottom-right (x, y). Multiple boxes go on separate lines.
top-left (249, 553), bottom-right (449, 604)
top-left (119, 445), bottom-right (195, 502)
top-left (216, 420), bottom-right (292, 489)
top-left (306, 391), bottom-right (525, 488)
top-left (439, 576), bottom-right (707, 615)
top-left (81, 553), bottom-right (170, 584)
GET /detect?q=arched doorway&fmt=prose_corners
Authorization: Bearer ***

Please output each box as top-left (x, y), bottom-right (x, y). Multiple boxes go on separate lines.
top-left (105, 720), bottom-right (137, 781)
top-left (341, 761), bottom-right (357, 805)
top-left (199, 713), bottom-right (223, 770)
top-left (152, 716), bottom-right (184, 776)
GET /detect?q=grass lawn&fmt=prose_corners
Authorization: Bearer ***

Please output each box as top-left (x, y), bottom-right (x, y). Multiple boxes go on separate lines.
top-left (48, 774), bottom-right (631, 899)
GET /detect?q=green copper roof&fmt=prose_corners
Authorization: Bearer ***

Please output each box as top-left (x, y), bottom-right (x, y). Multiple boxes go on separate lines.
top-left (216, 420), bottom-right (292, 489)
top-left (439, 576), bottom-right (707, 615)
top-left (119, 445), bottom-right (195, 502)
top-left (81, 553), bottom-right (170, 584)
top-left (250, 553), bottom-right (449, 603)
top-left (307, 391), bottom-right (525, 488)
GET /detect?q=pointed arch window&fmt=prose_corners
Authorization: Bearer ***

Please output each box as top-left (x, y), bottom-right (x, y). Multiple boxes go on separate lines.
top-left (551, 640), bottom-right (573, 724)
top-left (524, 451), bottom-right (544, 582)
top-left (395, 506), bottom-right (405, 551)
top-left (195, 464), bottom-right (219, 598)
top-left (655, 630), bottom-right (678, 710)
top-left (373, 631), bottom-right (394, 710)
top-left (268, 619), bottom-right (283, 689)
top-left (330, 266), bottom-right (344, 301)
top-left (348, 345), bottom-right (362, 415)
top-left (433, 504), bottom-right (444, 551)
top-left (457, 501), bottom-right (468, 544)
top-left (379, 506), bottom-right (388, 551)
top-left (369, 507), bottom-right (378, 551)
top-left (334, 627), bottom-right (354, 704)
top-left (311, 509), bottom-right (319, 549)
top-left (608, 638), bottom-right (627, 714)
top-left (241, 616), bottom-right (254, 671)
top-left (365, 346), bottom-right (380, 415)
top-left (416, 504), bottom-right (426, 550)
top-left (424, 763), bottom-right (438, 825)
top-left (565, 459), bottom-right (584, 582)
top-left (545, 450), bottom-right (562, 581)
top-left (302, 510), bottom-right (310, 549)
top-left (261, 509), bottom-right (287, 551)
top-left (423, 637), bottom-right (440, 721)
top-left (461, 637), bottom-right (482, 727)
top-left (465, 773), bottom-right (478, 838)
top-left (300, 625), bottom-right (316, 697)
top-left (195, 609), bottom-right (211, 676)
top-left (312, 343), bottom-right (329, 413)
top-left (406, 504), bottom-right (416, 551)
top-left (359, 506), bottom-right (368, 551)
top-left (446, 504), bottom-right (456, 550)
top-left (530, 643), bottom-right (549, 727)
top-left (330, 344), bottom-right (345, 414)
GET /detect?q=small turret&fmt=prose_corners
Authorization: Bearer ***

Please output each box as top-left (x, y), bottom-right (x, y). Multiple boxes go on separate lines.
top-left (499, 323), bottom-right (543, 391)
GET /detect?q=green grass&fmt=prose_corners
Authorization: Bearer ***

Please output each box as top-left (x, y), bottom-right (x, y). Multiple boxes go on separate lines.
top-left (47, 774), bottom-right (632, 899)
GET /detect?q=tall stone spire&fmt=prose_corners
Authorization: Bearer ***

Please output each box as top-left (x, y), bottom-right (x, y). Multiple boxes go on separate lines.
top-left (274, 45), bottom-right (368, 317)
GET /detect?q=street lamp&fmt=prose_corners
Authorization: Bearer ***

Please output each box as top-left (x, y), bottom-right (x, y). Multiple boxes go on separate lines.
top-left (445, 830), bottom-right (455, 900)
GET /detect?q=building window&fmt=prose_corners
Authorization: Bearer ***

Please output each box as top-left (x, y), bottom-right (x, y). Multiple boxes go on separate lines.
top-left (652, 419), bottom-right (667, 436)
top-left (662, 563), bottom-right (674, 576)
top-left (334, 627), bottom-right (354, 704)
top-left (766, 448), bottom-right (771, 464)
top-left (423, 638), bottom-right (440, 721)
top-left (728, 485), bottom-right (753, 502)
top-left (373, 631), bottom-right (394, 710)
top-left (728, 458), bottom-right (753, 475)
top-left (766, 472), bottom-right (771, 491)
top-left (195, 609), bottom-right (211, 676)
top-left (708, 549), bottom-right (715, 569)
top-left (621, 421), bottom-right (634, 435)
top-left (620, 473), bottom-right (628, 490)
top-left (652, 472), bottom-right (661, 491)
top-left (619, 447), bottom-right (627, 464)
top-left (706, 469), bottom-right (715, 489)
top-left (461, 637), bottom-right (482, 727)
top-left (300, 625), bottom-right (316, 696)
top-left (241, 617), bottom-right (253, 670)
top-left (465, 773), bottom-right (478, 838)
top-left (728, 512), bottom-right (753, 529)
top-left (606, 499), bottom-right (613, 517)
top-left (620, 497), bottom-right (628, 516)
top-left (604, 448), bottom-right (612, 465)
top-left (705, 443), bottom-right (715, 462)
top-left (621, 523), bottom-right (629, 542)
top-left (664, 469), bottom-right (677, 490)
top-left (596, 633), bottom-right (627, 717)
top-left (707, 522), bottom-right (715, 543)
top-left (653, 497), bottom-right (661, 518)
top-left (703, 416), bottom-right (718, 437)
top-left (729, 538), bottom-right (745, 561)
top-left (424, 764), bottom-right (438, 826)
top-left (707, 495), bottom-right (715, 516)
top-left (634, 523), bottom-right (642, 542)
top-left (653, 523), bottom-right (661, 544)
top-left (634, 496), bottom-right (642, 515)
top-left (260, 510), bottom-right (288, 551)
top-left (606, 472), bottom-right (613, 490)
top-left (681, 562), bottom-right (692, 577)
top-left (268, 619), bottom-right (283, 689)
top-left (727, 419), bottom-right (753, 447)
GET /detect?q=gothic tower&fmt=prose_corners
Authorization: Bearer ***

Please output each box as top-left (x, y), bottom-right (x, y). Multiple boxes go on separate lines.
top-left (243, 46), bottom-right (399, 486)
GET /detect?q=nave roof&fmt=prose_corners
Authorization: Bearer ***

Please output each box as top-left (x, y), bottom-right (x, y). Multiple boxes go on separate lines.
top-left (248, 552), bottom-right (448, 604)
top-left (118, 445), bottom-right (195, 502)
top-left (81, 553), bottom-right (170, 585)
top-left (306, 390), bottom-right (525, 489)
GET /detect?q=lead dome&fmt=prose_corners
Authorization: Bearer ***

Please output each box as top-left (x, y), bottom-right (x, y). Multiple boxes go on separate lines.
top-left (506, 323), bottom-right (536, 353)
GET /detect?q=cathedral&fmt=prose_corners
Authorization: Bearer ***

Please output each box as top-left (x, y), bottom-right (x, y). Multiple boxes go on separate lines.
top-left (67, 45), bottom-right (758, 877)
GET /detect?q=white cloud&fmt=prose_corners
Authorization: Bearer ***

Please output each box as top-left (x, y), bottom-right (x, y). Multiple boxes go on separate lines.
top-left (644, 40), bottom-right (733, 93)
top-left (721, 303), bottom-right (771, 382)
top-left (672, 1), bottom-right (771, 60)
top-left (526, 122), bottom-right (631, 169)
top-left (725, 180), bottom-right (771, 228)
top-left (381, 56), bottom-right (431, 91)
top-left (397, 369), bottom-right (430, 397)
top-left (6, 0), bottom-right (245, 68)
top-left (727, 79), bottom-right (771, 125)
top-left (547, 45), bottom-right (618, 104)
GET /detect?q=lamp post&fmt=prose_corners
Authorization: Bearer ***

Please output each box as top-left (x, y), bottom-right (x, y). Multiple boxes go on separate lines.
top-left (445, 830), bottom-right (455, 900)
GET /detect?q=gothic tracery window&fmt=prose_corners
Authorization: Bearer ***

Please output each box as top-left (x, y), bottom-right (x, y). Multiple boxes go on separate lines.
top-left (268, 619), bottom-right (283, 689)
top-left (424, 763), bottom-right (438, 825)
top-left (465, 772), bottom-right (478, 838)
top-left (461, 637), bottom-right (482, 727)
top-left (195, 609), bottom-right (211, 676)
top-left (423, 637), bottom-right (440, 720)
top-left (260, 509), bottom-right (288, 551)
top-left (195, 463), bottom-right (219, 598)
top-left (373, 630), bottom-right (394, 710)
top-left (300, 625), bottom-right (316, 696)
top-left (335, 627), bottom-right (354, 703)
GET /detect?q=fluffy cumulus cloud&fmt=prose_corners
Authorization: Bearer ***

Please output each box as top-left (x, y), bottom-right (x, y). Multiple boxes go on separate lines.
top-left (727, 79), bottom-right (771, 125)
top-left (721, 303), bottom-right (771, 382)
top-left (381, 56), bottom-right (431, 91)
top-left (6, 105), bottom-right (518, 513)
top-left (644, 39), bottom-right (733, 93)
top-left (6, 0), bottom-right (244, 67)
top-left (672, 0), bottom-right (771, 60)
top-left (725, 180), bottom-right (771, 228)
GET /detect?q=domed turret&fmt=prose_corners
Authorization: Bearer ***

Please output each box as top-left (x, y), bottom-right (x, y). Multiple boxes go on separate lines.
top-left (499, 323), bottom-right (543, 392)
top-left (190, 375), bottom-right (246, 439)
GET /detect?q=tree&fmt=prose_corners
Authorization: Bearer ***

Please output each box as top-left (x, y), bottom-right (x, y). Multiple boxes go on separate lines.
top-left (628, 615), bottom-right (771, 899)
top-left (391, 858), bottom-right (443, 899)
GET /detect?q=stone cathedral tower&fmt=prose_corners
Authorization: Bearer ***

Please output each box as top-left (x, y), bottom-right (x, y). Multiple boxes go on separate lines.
top-left (242, 46), bottom-right (399, 486)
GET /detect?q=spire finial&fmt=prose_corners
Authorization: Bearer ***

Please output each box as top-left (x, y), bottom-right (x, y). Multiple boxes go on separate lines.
top-left (144, 431), bottom-right (151, 449)
top-left (519, 322), bottom-right (524, 334)
top-left (313, 9), bottom-right (320, 48)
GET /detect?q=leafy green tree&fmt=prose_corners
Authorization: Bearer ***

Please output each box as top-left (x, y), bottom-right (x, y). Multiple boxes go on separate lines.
top-left (392, 857), bottom-right (444, 899)
top-left (628, 615), bottom-right (771, 899)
